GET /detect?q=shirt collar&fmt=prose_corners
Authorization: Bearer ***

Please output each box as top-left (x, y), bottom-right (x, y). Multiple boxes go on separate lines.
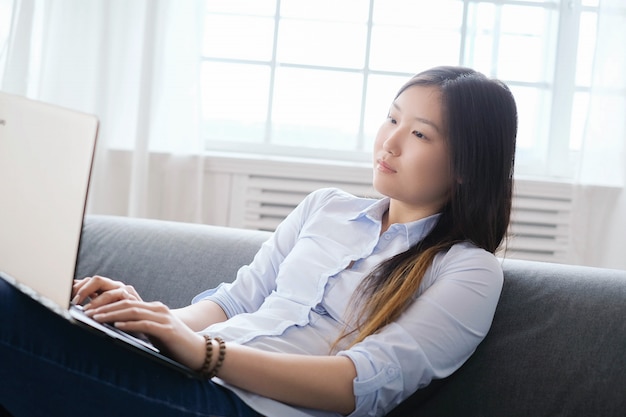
top-left (351, 197), bottom-right (441, 246)
top-left (350, 197), bottom-right (390, 223)
top-left (402, 213), bottom-right (440, 246)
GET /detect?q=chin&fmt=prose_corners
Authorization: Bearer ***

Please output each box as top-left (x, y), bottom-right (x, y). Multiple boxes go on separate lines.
top-left (372, 181), bottom-right (397, 200)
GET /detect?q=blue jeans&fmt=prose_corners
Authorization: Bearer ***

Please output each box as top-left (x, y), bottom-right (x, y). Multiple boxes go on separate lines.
top-left (0, 279), bottom-right (262, 417)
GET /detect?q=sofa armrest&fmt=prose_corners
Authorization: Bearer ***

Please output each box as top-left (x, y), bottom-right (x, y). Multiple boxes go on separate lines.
top-left (75, 215), bottom-right (272, 308)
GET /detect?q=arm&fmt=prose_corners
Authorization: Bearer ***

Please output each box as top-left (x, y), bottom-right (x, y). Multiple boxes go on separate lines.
top-left (336, 244), bottom-right (504, 414)
top-left (217, 344), bottom-right (357, 414)
top-left (85, 297), bottom-right (357, 414)
top-left (172, 300), bottom-right (227, 332)
top-left (195, 189), bottom-right (336, 318)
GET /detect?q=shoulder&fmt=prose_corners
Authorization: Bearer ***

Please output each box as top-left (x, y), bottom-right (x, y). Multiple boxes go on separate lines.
top-left (306, 187), bottom-right (361, 202)
top-left (422, 242), bottom-right (503, 292)
top-left (275, 188), bottom-right (377, 237)
top-left (436, 242), bottom-right (502, 271)
top-left (302, 187), bottom-right (378, 212)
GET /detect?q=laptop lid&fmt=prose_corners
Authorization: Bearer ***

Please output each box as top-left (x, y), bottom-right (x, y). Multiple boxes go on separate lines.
top-left (0, 92), bottom-right (98, 309)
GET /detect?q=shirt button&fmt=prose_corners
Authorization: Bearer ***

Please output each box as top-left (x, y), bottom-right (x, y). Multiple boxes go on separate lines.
top-left (313, 304), bottom-right (327, 314)
top-left (384, 234), bottom-right (392, 240)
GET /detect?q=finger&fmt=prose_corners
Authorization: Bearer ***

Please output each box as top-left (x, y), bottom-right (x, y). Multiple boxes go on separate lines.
top-left (72, 280), bottom-right (91, 304)
top-left (90, 302), bottom-right (203, 368)
top-left (87, 299), bottom-right (161, 317)
top-left (84, 286), bottom-right (140, 310)
top-left (89, 302), bottom-right (171, 328)
top-left (119, 284), bottom-right (142, 301)
top-left (72, 276), bottom-right (111, 304)
top-left (71, 278), bottom-right (92, 300)
top-left (73, 276), bottom-right (131, 305)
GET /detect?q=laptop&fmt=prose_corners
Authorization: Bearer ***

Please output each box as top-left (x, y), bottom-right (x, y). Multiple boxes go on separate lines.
top-left (0, 92), bottom-right (200, 378)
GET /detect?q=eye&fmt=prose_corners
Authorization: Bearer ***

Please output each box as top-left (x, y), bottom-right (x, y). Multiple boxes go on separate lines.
top-left (387, 115), bottom-right (397, 125)
top-left (412, 130), bottom-right (426, 139)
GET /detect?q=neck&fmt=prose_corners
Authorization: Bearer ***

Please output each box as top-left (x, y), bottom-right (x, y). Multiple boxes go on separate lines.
top-left (381, 200), bottom-right (440, 234)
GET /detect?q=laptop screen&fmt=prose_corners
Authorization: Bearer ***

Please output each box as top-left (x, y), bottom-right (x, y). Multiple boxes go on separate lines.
top-left (0, 92), bottom-right (98, 308)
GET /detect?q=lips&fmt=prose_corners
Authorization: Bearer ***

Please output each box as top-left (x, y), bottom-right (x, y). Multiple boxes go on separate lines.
top-left (376, 158), bottom-right (396, 173)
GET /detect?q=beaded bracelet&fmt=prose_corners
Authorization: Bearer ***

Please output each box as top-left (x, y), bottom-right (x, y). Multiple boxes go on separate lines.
top-left (200, 335), bottom-right (227, 379)
top-left (209, 336), bottom-right (226, 378)
top-left (200, 335), bottom-right (214, 379)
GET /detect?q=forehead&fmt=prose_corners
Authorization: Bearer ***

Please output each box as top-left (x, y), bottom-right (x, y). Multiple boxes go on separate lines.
top-left (393, 85), bottom-right (444, 132)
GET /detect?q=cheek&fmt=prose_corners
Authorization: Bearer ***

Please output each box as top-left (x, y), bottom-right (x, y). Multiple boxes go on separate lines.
top-left (410, 149), bottom-right (451, 187)
top-left (373, 125), bottom-right (387, 152)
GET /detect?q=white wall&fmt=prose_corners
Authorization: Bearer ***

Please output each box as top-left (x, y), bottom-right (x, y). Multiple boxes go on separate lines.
top-left (604, 189), bottom-right (626, 269)
top-left (577, 166), bottom-right (626, 270)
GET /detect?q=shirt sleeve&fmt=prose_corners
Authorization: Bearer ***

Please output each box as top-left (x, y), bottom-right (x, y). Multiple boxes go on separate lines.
top-left (197, 188), bottom-right (340, 318)
top-left (338, 243), bottom-right (504, 417)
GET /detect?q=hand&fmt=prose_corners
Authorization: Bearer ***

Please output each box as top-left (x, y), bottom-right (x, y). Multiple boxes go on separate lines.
top-left (85, 298), bottom-right (206, 370)
top-left (72, 275), bottom-right (142, 309)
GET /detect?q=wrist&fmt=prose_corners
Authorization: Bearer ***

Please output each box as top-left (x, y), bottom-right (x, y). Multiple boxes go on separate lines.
top-left (199, 334), bottom-right (226, 379)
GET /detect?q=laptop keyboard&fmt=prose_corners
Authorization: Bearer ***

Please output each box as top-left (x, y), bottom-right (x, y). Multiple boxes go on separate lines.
top-left (70, 304), bottom-right (160, 352)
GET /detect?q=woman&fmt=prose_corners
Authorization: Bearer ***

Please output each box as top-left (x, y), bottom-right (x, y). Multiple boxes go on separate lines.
top-left (0, 66), bottom-right (517, 416)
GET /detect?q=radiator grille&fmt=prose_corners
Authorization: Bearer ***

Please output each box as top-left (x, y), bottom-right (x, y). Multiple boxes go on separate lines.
top-left (231, 174), bottom-right (380, 231)
top-left (229, 173), bottom-right (573, 263)
top-left (504, 180), bottom-right (573, 262)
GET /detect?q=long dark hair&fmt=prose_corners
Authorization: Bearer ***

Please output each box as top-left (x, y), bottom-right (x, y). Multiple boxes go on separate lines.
top-left (336, 66), bottom-right (517, 348)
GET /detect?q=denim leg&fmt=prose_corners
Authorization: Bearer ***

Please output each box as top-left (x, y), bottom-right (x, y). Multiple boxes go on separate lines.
top-left (0, 279), bottom-right (262, 417)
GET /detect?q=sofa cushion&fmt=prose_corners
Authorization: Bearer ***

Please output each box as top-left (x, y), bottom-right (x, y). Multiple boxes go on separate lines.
top-left (389, 259), bottom-right (626, 417)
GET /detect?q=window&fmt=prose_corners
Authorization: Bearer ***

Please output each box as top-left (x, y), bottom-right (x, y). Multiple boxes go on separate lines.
top-left (200, 0), bottom-right (600, 178)
top-left (0, 0), bottom-right (13, 82)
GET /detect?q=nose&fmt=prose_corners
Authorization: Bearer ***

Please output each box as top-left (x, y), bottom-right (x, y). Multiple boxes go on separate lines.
top-left (382, 128), bottom-right (401, 156)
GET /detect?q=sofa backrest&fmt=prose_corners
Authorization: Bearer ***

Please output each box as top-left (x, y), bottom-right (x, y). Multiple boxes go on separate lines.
top-left (76, 215), bottom-right (272, 308)
top-left (77, 215), bottom-right (626, 417)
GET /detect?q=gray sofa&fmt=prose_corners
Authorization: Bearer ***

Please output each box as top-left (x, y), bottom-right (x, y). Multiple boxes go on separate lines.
top-left (76, 215), bottom-right (626, 417)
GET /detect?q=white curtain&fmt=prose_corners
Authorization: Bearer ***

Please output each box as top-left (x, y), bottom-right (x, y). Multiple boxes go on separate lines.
top-left (570, 0), bottom-right (626, 268)
top-left (1, 0), bottom-right (206, 223)
top-left (578, 0), bottom-right (626, 187)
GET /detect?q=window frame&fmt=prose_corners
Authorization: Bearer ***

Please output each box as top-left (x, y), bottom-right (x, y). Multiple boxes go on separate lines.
top-left (200, 0), bottom-right (599, 179)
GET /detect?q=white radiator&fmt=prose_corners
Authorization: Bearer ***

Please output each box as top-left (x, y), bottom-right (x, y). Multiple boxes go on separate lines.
top-left (228, 173), bottom-right (381, 231)
top-left (224, 164), bottom-right (574, 263)
top-left (505, 180), bottom-right (574, 263)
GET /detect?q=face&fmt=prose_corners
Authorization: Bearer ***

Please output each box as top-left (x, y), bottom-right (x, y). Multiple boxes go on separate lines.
top-left (373, 85), bottom-right (453, 218)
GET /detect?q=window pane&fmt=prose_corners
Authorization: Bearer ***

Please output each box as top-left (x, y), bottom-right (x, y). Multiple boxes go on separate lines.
top-left (370, 1), bottom-right (463, 73)
top-left (465, 3), bottom-right (558, 81)
top-left (201, 62), bottom-right (270, 143)
top-left (277, 20), bottom-right (367, 68)
top-left (373, 0), bottom-right (462, 28)
top-left (576, 11), bottom-right (597, 87)
top-left (570, 92), bottom-right (589, 151)
top-left (0, 0), bottom-right (13, 82)
top-left (370, 26), bottom-right (460, 73)
top-left (497, 5), bottom-right (556, 82)
top-left (464, 2), bottom-right (496, 75)
top-left (281, 0), bottom-right (369, 22)
top-left (509, 85), bottom-right (550, 151)
top-left (203, 15), bottom-right (275, 61)
top-left (363, 74), bottom-right (409, 151)
top-left (271, 68), bottom-right (363, 150)
top-left (498, 35), bottom-right (546, 82)
top-left (205, 0), bottom-right (276, 16)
